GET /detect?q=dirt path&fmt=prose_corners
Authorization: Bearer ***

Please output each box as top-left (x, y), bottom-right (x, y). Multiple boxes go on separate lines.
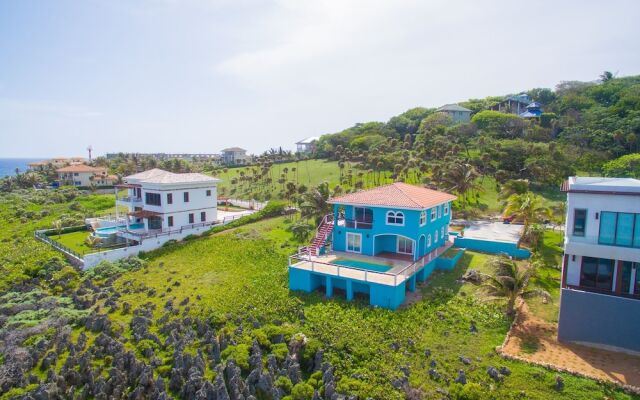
top-left (501, 302), bottom-right (640, 390)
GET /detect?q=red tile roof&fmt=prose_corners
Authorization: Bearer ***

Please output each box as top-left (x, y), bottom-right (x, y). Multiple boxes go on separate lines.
top-left (56, 165), bottom-right (107, 173)
top-left (328, 182), bottom-right (457, 209)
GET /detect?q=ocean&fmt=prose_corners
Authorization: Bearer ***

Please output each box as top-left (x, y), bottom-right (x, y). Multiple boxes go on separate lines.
top-left (0, 158), bottom-right (41, 177)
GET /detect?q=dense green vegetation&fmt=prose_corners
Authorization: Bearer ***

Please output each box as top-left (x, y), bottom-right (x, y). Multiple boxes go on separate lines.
top-left (2, 73), bottom-right (640, 398)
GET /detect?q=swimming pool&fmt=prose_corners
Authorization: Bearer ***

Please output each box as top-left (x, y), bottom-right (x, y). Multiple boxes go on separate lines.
top-left (95, 223), bottom-right (145, 236)
top-left (332, 258), bottom-right (392, 273)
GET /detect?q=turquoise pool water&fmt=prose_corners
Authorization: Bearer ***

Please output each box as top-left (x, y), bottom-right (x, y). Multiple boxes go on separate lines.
top-left (333, 258), bottom-right (392, 273)
top-left (95, 223), bottom-right (144, 236)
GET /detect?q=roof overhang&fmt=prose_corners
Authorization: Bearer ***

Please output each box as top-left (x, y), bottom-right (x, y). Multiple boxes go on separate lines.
top-left (128, 210), bottom-right (162, 218)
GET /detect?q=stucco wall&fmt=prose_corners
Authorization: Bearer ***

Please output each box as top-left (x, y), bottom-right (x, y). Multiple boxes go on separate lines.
top-left (331, 202), bottom-right (451, 257)
top-left (558, 288), bottom-right (640, 352)
top-left (83, 224), bottom-right (212, 268)
top-left (453, 237), bottom-right (530, 259)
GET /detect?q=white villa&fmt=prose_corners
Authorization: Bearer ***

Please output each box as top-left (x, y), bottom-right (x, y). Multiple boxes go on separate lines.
top-left (559, 176), bottom-right (640, 353)
top-left (295, 136), bottom-right (319, 153)
top-left (114, 168), bottom-right (220, 239)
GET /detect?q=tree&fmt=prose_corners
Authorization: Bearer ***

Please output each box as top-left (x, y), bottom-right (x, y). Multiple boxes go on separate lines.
top-left (498, 179), bottom-right (529, 204)
top-left (440, 162), bottom-right (482, 205)
top-left (481, 256), bottom-right (551, 316)
top-left (602, 153), bottom-right (640, 178)
top-left (290, 221), bottom-right (314, 243)
top-left (503, 192), bottom-right (551, 241)
top-left (599, 71), bottom-right (614, 83)
top-left (300, 182), bottom-right (332, 224)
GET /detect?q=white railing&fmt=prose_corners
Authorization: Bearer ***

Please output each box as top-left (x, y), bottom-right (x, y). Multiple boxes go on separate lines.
top-left (289, 240), bottom-right (454, 287)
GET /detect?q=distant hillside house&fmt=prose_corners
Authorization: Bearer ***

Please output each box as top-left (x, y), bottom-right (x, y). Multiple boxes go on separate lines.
top-left (490, 93), bottom-right (531, 115)
top-left (519, 101), bottom-right (543, 118)
top-left (221, 147), bottom-right (249, 165)
top-left (296, 136), bottom-right (319, 153)
top-left (436, 104), bottom-right (472, 124)
top-left (29, 157), bottom-right (87, 170)
top-left (56, 165), bottom-right (117, 187)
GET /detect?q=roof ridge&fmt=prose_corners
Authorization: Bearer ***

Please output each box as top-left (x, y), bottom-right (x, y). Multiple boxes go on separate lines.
top-left (392, 182), bottom-right (423, 208)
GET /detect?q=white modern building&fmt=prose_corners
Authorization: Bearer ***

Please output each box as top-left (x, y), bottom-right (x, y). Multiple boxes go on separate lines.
top-left (295, 136), bottom-right (319, 153)
top-left (114, 168), bottom-right (221, 239)
top-left (558, 176), bottom-right (640, 353)
top-left (221, 147), bottom-right (249, 165)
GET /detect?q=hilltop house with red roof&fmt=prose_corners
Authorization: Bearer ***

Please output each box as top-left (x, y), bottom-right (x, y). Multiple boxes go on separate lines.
top-left (56, 164), bottom-right (117, 187)
top-left (289, 183), bottom-right (461, 309)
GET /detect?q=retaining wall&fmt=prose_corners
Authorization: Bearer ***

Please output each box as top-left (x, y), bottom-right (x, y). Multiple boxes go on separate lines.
top-left (453, 237), bottom-right (530, 259)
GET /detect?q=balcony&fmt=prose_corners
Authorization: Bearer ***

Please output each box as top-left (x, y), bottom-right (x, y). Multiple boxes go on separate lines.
top-left (337, 217), bottom-right (373, 230)
top-left (116, 196), bottom-right (143, 206)
top-left (565, 234), bottom-right (640, 261)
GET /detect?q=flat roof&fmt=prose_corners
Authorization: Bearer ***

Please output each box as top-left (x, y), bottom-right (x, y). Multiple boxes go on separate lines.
top-left (561, 176), bottom-right (640, 194)
top-left (463, 221), bottom-right (523, 244)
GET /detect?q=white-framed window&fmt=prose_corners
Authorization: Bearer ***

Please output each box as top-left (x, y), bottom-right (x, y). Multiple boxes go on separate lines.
top-left (438, 206), bottom-right (442, 218)
top-left (346, 232), bottom-right (362, 253)
top-left (441, 227), bottom-right (445, 237)
top-left (397, 236), bottom-right (413, 255)
top-left (420, 210), bottom-right (427, 226)
top-left (444, 203), bottom-right (449, 216)
top-left (427, 234), bottom-right (432, 247)
top-left (431, 208), bottom-right (437, 221)
top-left (386, 211), bottom-right (405, 226)
top-left (435, 230), bottom-right (439, 242)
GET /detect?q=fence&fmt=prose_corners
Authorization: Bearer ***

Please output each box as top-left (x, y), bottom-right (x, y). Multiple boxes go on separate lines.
top-left (218, 198), bottom-right (267, 210)
top-left (34, 229), bottom-right (84, 266)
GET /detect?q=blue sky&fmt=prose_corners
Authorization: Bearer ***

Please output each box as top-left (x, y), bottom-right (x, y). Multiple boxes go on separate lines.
top-left (1, 0), bottom-right (639, 158)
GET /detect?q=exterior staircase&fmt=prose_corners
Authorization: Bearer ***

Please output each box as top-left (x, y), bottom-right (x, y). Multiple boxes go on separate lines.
top-left (302, 214), bottom-right (334, 256)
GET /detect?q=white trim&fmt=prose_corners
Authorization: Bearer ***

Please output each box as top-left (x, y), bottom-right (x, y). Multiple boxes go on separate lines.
top-left (441, 226), bottom-right (445, 237)
top-left (386, 210), bottom-right (405, 226)
top-left (420, 210), bottom-right (427, 226)
top-left (444, 202), bottom-right (449, 216)
top-left (397, 236), bottom-right (414, 255)
top-left (346, 232), bottom-right (362, 253)
top-left (430, 208), bottom-right (437, 221)
top-left (418, 234), bottom-right (426, 256)
top-left (427, 234), bottom-right (432, 247)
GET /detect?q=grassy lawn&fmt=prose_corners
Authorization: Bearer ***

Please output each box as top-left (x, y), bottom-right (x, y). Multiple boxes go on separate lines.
top-left (50, 230), bottom-right (101, 255)
top-left (98, 217), bottom-right (633, 400)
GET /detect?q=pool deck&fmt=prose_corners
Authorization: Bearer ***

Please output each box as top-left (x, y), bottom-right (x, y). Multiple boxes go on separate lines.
top-left (462, 221), bottom-right (523, 243)
top-left (289, 241), bottom-right (453, 287)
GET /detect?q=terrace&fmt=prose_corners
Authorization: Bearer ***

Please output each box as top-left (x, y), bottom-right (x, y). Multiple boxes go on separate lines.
top-left (289, 239), bottom-right (454, 287)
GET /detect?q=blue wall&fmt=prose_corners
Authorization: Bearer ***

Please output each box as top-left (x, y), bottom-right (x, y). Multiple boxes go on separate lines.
top-left (331, 202), bottom-right (452, 258)
top-left (453, 237), bottom-right (530, 259)
top-left (558, 288), bottom-right (640, 352)
top-left (288, 248), bottom-right (465, 310)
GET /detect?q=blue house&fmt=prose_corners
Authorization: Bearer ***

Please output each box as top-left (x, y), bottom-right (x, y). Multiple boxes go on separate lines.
top-left (519, 101), bottom-right (543, 118)
top-left (289, 183), bottom-right (462, 309)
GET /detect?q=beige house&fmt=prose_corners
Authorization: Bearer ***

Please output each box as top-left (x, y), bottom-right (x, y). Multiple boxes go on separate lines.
top-left (29, 157), bottom-right (87, 170)
top-left (57, 165), bottom-right (117, 187)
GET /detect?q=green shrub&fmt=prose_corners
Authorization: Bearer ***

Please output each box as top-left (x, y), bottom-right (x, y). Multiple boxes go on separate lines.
top-left (291, 383), bottom-right (314, 400)
top-left (270, 343), bottom-right (289, 362)
top-left (449, 382), bottom-right (486, 400)
top-left (220, 344), bottom-right (250, 371)
top-left (275, 376), bottom-right (293, 394)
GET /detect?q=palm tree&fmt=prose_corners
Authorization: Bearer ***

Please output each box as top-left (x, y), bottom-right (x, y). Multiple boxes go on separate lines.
top-left (440, 162), bottom-right (482, 205)
top-left (481, 256), bottom-right (550, 316)
top-left (300, 182), bottom-right (332, 224)
top-left (498, 179), bottom-right (529, 204)
top-left (504, 192), bottom-right (551, 241)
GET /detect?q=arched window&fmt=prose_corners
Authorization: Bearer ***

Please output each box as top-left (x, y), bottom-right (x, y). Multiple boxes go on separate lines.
top-left (441, 227), bottom-right (445, 237)
top-left (386, 211), bottom-right (405, 226)
top-left (427, 234), bottom-right (432, 247)
top-left (435, 230), bottom-right (439, 242)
